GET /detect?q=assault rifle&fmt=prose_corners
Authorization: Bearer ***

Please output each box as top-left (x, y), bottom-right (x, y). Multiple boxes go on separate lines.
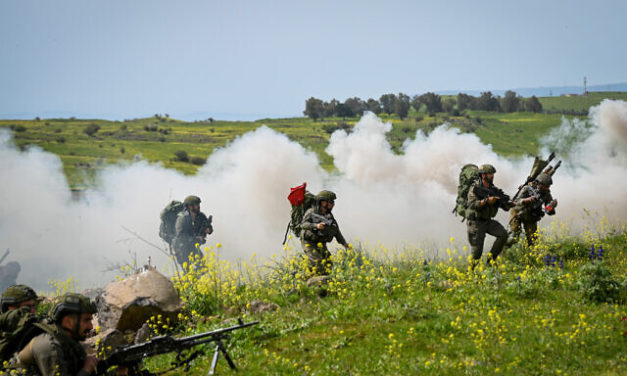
top-left (473, 184), bottom-right (513, 211)
top-left (310, 212), bottom-right (335, 228)
top-left (95, 319), bottom-right (258, 376)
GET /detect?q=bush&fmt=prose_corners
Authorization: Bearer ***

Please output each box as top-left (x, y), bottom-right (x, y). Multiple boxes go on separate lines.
top-left (83, 124), bottom-right (100, 136)
top-left (174, 150), bottom-right (189, 162)
top-left (57, 137), bottom-right (66, 144)
top-left (120, 147), bottom-right (125, 154)
top-left (190, 157), bottom-right (206, 166)
top-left (144, 124), bottom-right (158, 132)
top-left (10, 125), bottom-right (26, 132)
top-left (577, 261), bottom-right (622, 303)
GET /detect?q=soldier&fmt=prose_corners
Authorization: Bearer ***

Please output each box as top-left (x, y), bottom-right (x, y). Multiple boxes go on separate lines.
top-left (172, 195), bottom-right (213, 266)
top-left (0, 285), bottom-right (40, 361)
top-left (300, 190), bottom-right (349, 275)
top-left (466, 164), bottom-right (513, 268)
top-left (508, 173), bottom-right (558, 246)
top-left (16, 292), bottom-right (98, 376)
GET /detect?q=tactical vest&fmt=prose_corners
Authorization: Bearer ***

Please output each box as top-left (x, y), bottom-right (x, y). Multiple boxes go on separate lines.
top-left (18, 323), bottom-right (86, 374)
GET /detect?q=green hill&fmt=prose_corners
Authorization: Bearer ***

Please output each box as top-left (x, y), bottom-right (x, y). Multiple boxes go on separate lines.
top-left (1, 93), bottom-right (625, 188)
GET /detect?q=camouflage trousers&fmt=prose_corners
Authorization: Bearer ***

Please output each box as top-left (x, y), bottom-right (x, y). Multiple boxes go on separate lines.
top-left (509, 211), bottom-right (538, 247)
top-left (301, 241), bottom-right (333, 276)
top-left (467, 218), bottom-right (508, 262)
top-left (172, 245), bottom-right (203, 266)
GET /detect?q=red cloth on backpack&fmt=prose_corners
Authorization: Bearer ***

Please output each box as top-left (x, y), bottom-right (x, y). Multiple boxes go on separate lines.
top-left (287, 182), bottom-right (307, 206)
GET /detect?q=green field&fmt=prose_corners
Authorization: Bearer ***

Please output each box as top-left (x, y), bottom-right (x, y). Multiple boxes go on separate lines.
top-left (538, 91), bottom-right (627, 113)
top-left (1, 93), bottom-right (625, 188)
top-left (119, 227), bottom-right (627, 375)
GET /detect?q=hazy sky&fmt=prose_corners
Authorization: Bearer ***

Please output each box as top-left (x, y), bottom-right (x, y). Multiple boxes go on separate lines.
top-left (1, 0), bottom-right (625, 120)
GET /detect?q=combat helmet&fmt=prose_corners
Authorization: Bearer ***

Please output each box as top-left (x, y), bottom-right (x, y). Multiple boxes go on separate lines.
top-left (535, 173), bottom-right (553, 186)
top-left (49, 293), bottom-right (97, 322)
top-left (316, 190), bottom-right (337, 203)
top-left (478, 164), bottom-right (496, 174)
top-left (183, 195), bottom-right (201, 206)
top-left (1, 285), bottom-right (38, 313)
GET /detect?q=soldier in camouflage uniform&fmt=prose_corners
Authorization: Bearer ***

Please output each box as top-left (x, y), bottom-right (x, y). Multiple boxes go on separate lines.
top-left (466, 164), bottom-right (513, 268)
top-left (300, 190), bottom-right (349, 275)
top-left (16, 293), bottom-right (98, 376)
top-left (0, 285), bottom-right (41, 362)
top-left (172, 195), bottom-right (213, 266)
top-left (508, 173), bottom-right (558, 246)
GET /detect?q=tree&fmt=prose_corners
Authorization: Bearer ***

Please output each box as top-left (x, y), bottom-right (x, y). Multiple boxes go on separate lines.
top-left (457, 93), bottom-right (474, 111)
top-left (83, 123), bottom-right (100, 137)
top-left (335, 103), bottom-right (354, 118)
top-left (500, 90), bottom-right (521, 113)
top-left (304, 97), bottom-right (325, 121)
top-left (366, 98), bottom-right (381, 114)
top-left (344, 97), bottom-right (366, 117)
top-left (379, 94), bottom-right (397, 114)
top-left (476, 91), bottom-right (500, 112)
top-left (419, 92), bottom-right (443, 114)
top-left (324, 99), bottom-right (340, 117)
top-left (524, 95), bottom-right (543, 113)
top-left (411, 95), bottom-right (422, 112)
top-left (394, 93), bottom-right (410, 119)
top-left (442, 97), bottom-right (457, 114)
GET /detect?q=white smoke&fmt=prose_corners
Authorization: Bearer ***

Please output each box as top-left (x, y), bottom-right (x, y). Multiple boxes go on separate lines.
top-left (1, 100), bottom-right (625, 290)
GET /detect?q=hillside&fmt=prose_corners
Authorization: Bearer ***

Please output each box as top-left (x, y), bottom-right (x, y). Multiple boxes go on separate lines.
top-left (138, 228), bottom-right (626, 375)
top-left (0, 94), bottom-right (625, 188)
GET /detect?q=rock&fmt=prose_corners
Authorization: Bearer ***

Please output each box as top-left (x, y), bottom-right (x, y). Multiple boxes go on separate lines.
top-left (306, 275), bottom-right (330, 287)
top-left (84, 329), bottom-right (127, 356)
top-left (134, 323), bottom-right (151, 344)
top-left (248, 299), bottom-right (279, 314)
top-left (96, 269), bottom-right (183, 332)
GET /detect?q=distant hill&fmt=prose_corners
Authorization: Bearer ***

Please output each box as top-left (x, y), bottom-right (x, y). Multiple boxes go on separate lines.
top-left (437, 82), bottom-right (627, 97)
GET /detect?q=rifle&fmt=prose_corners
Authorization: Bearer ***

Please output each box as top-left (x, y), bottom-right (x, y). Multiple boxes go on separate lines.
top-left (473, 184), bottom-right (513, 211)
top-left (0, 249), bottom-right (10, 265)
top-left (310, 212), bottom-right (335, 228)
top-left (95, 319), bottom-right (258, 376)
top-left (513, 153), bottom-right (561, 201)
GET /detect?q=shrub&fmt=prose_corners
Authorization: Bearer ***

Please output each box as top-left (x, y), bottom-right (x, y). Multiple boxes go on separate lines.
top-left (10, 125), bottom-right (26, 132)
top-left (577, 261), bottom-right (622, 303)
top-left (120, 147), bottom-right (125, 154)
top-left (83, 124), bottom-right (100, 136)
top-left (174, 150), bottom-right (189, 162)
top-left (57, 137), bottom-right (66, 144)
top-left (190, 156), bottom-right (206, 166)
top-left (144, 124), bottom-right (158, 132)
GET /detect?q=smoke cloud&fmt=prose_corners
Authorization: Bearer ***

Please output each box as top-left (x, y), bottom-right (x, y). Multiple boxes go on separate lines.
top-left (1, 100), bottom-right (625, 290)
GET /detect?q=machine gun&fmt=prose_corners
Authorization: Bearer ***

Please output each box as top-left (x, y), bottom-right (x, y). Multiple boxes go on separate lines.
top-left (473, 184), bottom-right (513, 211)
top-left (95, 319), bottom-right (258, 376)
top-left (513, 153), bottom-right (561, 201)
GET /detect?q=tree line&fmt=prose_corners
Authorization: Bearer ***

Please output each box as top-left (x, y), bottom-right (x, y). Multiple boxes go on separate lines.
top-left (304, 91), bottom-right (543, 121)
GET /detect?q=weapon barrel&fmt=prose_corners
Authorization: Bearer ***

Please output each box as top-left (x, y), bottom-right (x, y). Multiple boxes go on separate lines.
top-left (176, 321), bottom-right (259, 342)
top-left (0, 249), bottom-right (10, 265)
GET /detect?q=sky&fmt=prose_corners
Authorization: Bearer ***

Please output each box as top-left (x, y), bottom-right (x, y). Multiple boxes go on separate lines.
top-left (0, 0), bottom-right (625, 121)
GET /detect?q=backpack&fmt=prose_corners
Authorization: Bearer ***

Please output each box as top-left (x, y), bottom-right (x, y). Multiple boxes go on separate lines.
top-left (452, 164), bottom-right (479, 221)
top-left (159, 200), bottom-right (186, 244)
top-left (0, 309), bottom-right (42, 361)
top-left (282, 183), bottom-right (316, 244)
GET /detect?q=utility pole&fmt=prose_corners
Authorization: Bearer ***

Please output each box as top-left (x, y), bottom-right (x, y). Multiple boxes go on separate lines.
top-left (583, 76), bottom-right (588, 96)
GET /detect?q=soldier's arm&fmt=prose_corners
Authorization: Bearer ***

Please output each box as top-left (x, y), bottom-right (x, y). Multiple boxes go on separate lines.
top-left (545, 191), bottom-right (557, 215)
top-left (300, 211), bottom-right (317, 231)
top-left (515, 186), bottom-right (533, 206)
top-left (467, 187), bottom-right (485, 209)
top-left (32, 336), bottom-right (91, 376)
top-left (334, 226), bottom-right (348, 247)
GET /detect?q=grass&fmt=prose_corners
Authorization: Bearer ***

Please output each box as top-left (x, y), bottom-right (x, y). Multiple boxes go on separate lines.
top-left (538, 92), bottom-right (627, 114)
top-left (125, 221), bottom-right (627, 375)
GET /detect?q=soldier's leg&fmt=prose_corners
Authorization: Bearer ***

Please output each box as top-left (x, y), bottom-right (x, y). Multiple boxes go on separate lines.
top-left (486, 220), bottom-right (508, 263)
top-left (467, 220), bottom-right (487, 268)
top-left (523, 220), bottom-right (538, 247)
top-left (301, 241), bottom-right (324, 275)
top-left (507, 210), bottom-right (522, 246)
